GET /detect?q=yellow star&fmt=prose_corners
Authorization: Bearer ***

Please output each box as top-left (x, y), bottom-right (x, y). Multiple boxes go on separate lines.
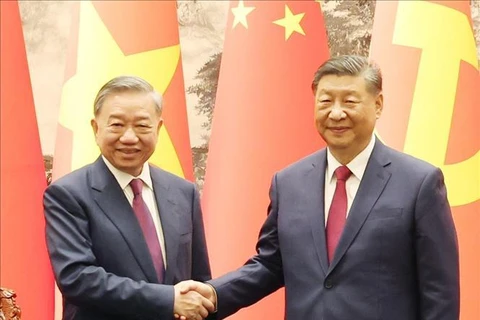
top-left (231, 0), bottom-right (255, 29)
top-left (273, 5), bottom-right (306, 40)
top-left (59, 1), bottom-right (184, 176)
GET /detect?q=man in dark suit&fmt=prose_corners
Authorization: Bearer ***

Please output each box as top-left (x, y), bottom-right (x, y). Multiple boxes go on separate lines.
top-left (180, 55), bottom-right (460, 320)
top-left (44, 76), bottom-right (214, 320)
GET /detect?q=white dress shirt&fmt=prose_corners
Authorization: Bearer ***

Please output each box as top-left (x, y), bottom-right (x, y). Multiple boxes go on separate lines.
top-left (324, 135), bottom-right (376, 226)
top-left (102, 156), bottom-right (167, 266)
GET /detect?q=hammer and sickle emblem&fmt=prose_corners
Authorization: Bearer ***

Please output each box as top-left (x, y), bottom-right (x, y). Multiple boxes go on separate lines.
top-left (389, 1), bottom-right (479, 207)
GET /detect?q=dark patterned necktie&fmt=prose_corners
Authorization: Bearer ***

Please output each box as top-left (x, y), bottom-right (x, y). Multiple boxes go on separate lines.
top-left (130, 179), bottom-right (164, 283)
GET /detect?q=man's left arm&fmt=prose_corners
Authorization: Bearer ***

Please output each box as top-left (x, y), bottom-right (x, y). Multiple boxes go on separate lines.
top-left (415, 167), bottom-right (460, 320)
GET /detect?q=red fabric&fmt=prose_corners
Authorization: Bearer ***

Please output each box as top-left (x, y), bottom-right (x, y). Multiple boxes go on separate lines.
top-left (0, 0), bottom-right (54, 317)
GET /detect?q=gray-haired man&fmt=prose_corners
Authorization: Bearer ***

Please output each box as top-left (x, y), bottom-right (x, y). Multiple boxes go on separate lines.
top-left (180, 55), bottom-right (460, 320)
top-left (44, 76), bottom-right (214, 320)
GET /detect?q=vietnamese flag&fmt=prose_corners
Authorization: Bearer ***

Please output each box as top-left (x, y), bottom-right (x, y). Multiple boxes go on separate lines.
top-left (370, 1), bottom-right (480, 319)
top-left (52, 1), bottom-right (192, 318)
top-left (202, 1), bottom-right (329, 319)
top-left (0, 0), bottom-right (54, 318)
top-left (53, 0), bottom-right (192, 182)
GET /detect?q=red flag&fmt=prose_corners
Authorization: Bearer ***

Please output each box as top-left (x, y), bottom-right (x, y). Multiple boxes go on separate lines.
top-left (54, 0), bottom-right (193, 182)
top-left (0, 0), bottom-right (54, 318)
top-left (202, 1), bottom-right (329, 318)
top-left (370, 1), bottom-right (480, 319)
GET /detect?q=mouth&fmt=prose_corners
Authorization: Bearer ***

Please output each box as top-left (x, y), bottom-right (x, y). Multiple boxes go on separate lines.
top-left (328, 127), bottom-right (349, 134)
top-left (117, 148), bottom-right (140, 155)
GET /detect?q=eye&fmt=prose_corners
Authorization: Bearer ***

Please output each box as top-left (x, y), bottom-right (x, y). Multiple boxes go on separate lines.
top-left (111, 122), bottom-right (123, 127)
top-left (317, 98), bottom-right (331, 104)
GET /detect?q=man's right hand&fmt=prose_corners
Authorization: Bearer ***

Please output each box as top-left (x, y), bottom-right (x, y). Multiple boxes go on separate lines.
top-left (173, 282), bottom-right (215, 320)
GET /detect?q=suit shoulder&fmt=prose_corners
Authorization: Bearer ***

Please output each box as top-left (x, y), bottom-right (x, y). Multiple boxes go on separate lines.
top-left (276, 149), bottom-right (325, 179)
top-left (48, 163), bottom-right (91, 189)
top-left (149, 165), bottom-right (196, 191)
top-left (384, 145), bottom-right (438, 174)
top-left (380, 144), bottom-right (445, 190)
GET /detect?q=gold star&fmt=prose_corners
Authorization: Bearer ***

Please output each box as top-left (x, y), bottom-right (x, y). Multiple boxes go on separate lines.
top-left (231, 0), bottom-right (255, 29)
top-left (273, 5), bottom-right (306, 40)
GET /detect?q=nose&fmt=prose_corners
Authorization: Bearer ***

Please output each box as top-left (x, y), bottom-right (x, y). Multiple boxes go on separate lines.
top-left (328, 102), bottom-right (346, 121)
top-left (119, 127), bottom-right (139, 144)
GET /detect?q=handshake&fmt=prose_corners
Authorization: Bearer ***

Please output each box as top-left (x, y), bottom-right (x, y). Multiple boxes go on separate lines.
top-left (173, 280), bottom-right (217, 320)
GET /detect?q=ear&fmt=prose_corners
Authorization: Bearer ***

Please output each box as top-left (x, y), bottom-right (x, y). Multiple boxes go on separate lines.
top-left (91, 118), bottom-right (99, 139)
top-left (156, 118), bottom-right (163, 135)
top-left (375, 92), bottom-right (384, 119)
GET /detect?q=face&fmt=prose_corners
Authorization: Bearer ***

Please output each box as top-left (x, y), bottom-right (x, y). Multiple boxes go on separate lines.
top-left (91, 90), bottom-right (162, 176)
top-left (314, 74), bottom-right (383, 161)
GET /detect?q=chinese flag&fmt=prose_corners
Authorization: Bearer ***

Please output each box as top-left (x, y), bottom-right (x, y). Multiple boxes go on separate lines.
top-left (370, 1), bottom-right (480, 319)
top-left (52, 1), bottom-right (192, 318)
top-left (0, 0), bottom-right (54, 318)
top-left (202, 1), bottom-right (329, 319)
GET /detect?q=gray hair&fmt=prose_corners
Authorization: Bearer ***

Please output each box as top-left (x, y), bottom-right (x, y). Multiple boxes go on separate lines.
top-left (93, 75), bottom-right (163, 116)
top-left (311, 55), bottom-right (382, 95)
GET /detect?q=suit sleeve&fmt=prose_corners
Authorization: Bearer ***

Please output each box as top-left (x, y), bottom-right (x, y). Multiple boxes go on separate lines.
top-left (415, 168), bottom-right (460, 320)
top-left (191, 186), bottom-right (212, 282)
top-left (44, 183), bottom-right (174, 320)
top-left (208, 174), bottom-right (285, 319)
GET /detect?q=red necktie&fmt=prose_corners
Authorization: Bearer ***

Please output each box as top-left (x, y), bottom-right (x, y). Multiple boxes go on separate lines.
top-left (326, 166), bottom-right (352, 264)
top-left (130, 179), bottom-right (165, 283)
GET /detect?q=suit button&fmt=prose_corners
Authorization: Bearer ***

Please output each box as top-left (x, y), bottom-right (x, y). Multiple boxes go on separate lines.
top-left (324, 279), bottom-right (333, 289)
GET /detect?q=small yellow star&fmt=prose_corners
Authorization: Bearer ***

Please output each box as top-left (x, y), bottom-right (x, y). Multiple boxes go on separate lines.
top-left (231, 0), bottom-right (255, 29)
top-left (273, 5), bottom-right (306, 40)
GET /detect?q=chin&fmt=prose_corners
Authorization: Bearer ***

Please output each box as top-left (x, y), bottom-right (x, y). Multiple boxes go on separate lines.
top-left (330, 140), bottom-right (356, 150)
top-left (121, 167), bottom-right (141, 176)
top-left (325, 136), bottom-right (350, 146)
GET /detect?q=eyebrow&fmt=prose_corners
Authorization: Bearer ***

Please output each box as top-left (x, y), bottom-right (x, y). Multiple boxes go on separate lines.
top-left (107, 113), bottom-right (151, 121)
top-left (317, 89), bottom-right (360, 96)
top-left (107, 114), bottom-right (124, 120)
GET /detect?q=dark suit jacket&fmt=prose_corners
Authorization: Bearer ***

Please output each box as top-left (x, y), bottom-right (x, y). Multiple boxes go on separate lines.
top-left (44, 157), bottom-right (211, 320)
top-left (209, 139), bottom-right (459, 320)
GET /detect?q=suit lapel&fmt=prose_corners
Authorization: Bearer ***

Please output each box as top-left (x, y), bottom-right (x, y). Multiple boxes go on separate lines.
top-left (89, 158), bottom-right (159, 283)
top-left (150, 167), bottom-right (179, 285)
top-left (306, 150), bottom-right (330, 275)
top-left (328, 140), bottom-right (392, 273)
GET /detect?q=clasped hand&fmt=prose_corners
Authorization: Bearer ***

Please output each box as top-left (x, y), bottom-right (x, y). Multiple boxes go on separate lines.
top-left (173, 280), bottom-right (216, 320)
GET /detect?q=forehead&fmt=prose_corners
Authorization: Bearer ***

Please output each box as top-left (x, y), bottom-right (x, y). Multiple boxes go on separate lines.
top-left (101, 91), bottom-right (156, 114)
top-left (315, 74), bottom-right (368, 95)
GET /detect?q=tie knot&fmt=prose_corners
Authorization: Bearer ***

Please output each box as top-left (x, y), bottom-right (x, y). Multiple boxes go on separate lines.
top-left (130, 179), bottom-right (143, 196)
top-left (335, 166), bottom-right (351, 181)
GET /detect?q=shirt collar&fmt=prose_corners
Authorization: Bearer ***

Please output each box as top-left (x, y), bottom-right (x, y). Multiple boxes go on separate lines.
top-left (326, 134), bottom-right (376, 182)
top-left (102, 156), bottom-right (153, 191)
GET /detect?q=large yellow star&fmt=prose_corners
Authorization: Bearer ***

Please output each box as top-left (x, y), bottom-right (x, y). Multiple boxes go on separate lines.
top-left (59, 1), bottom-right (184, 177)
top-left (231, 0), bottom-right (255, 29)
top-left (273, 5), bottom-right (306, 40)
